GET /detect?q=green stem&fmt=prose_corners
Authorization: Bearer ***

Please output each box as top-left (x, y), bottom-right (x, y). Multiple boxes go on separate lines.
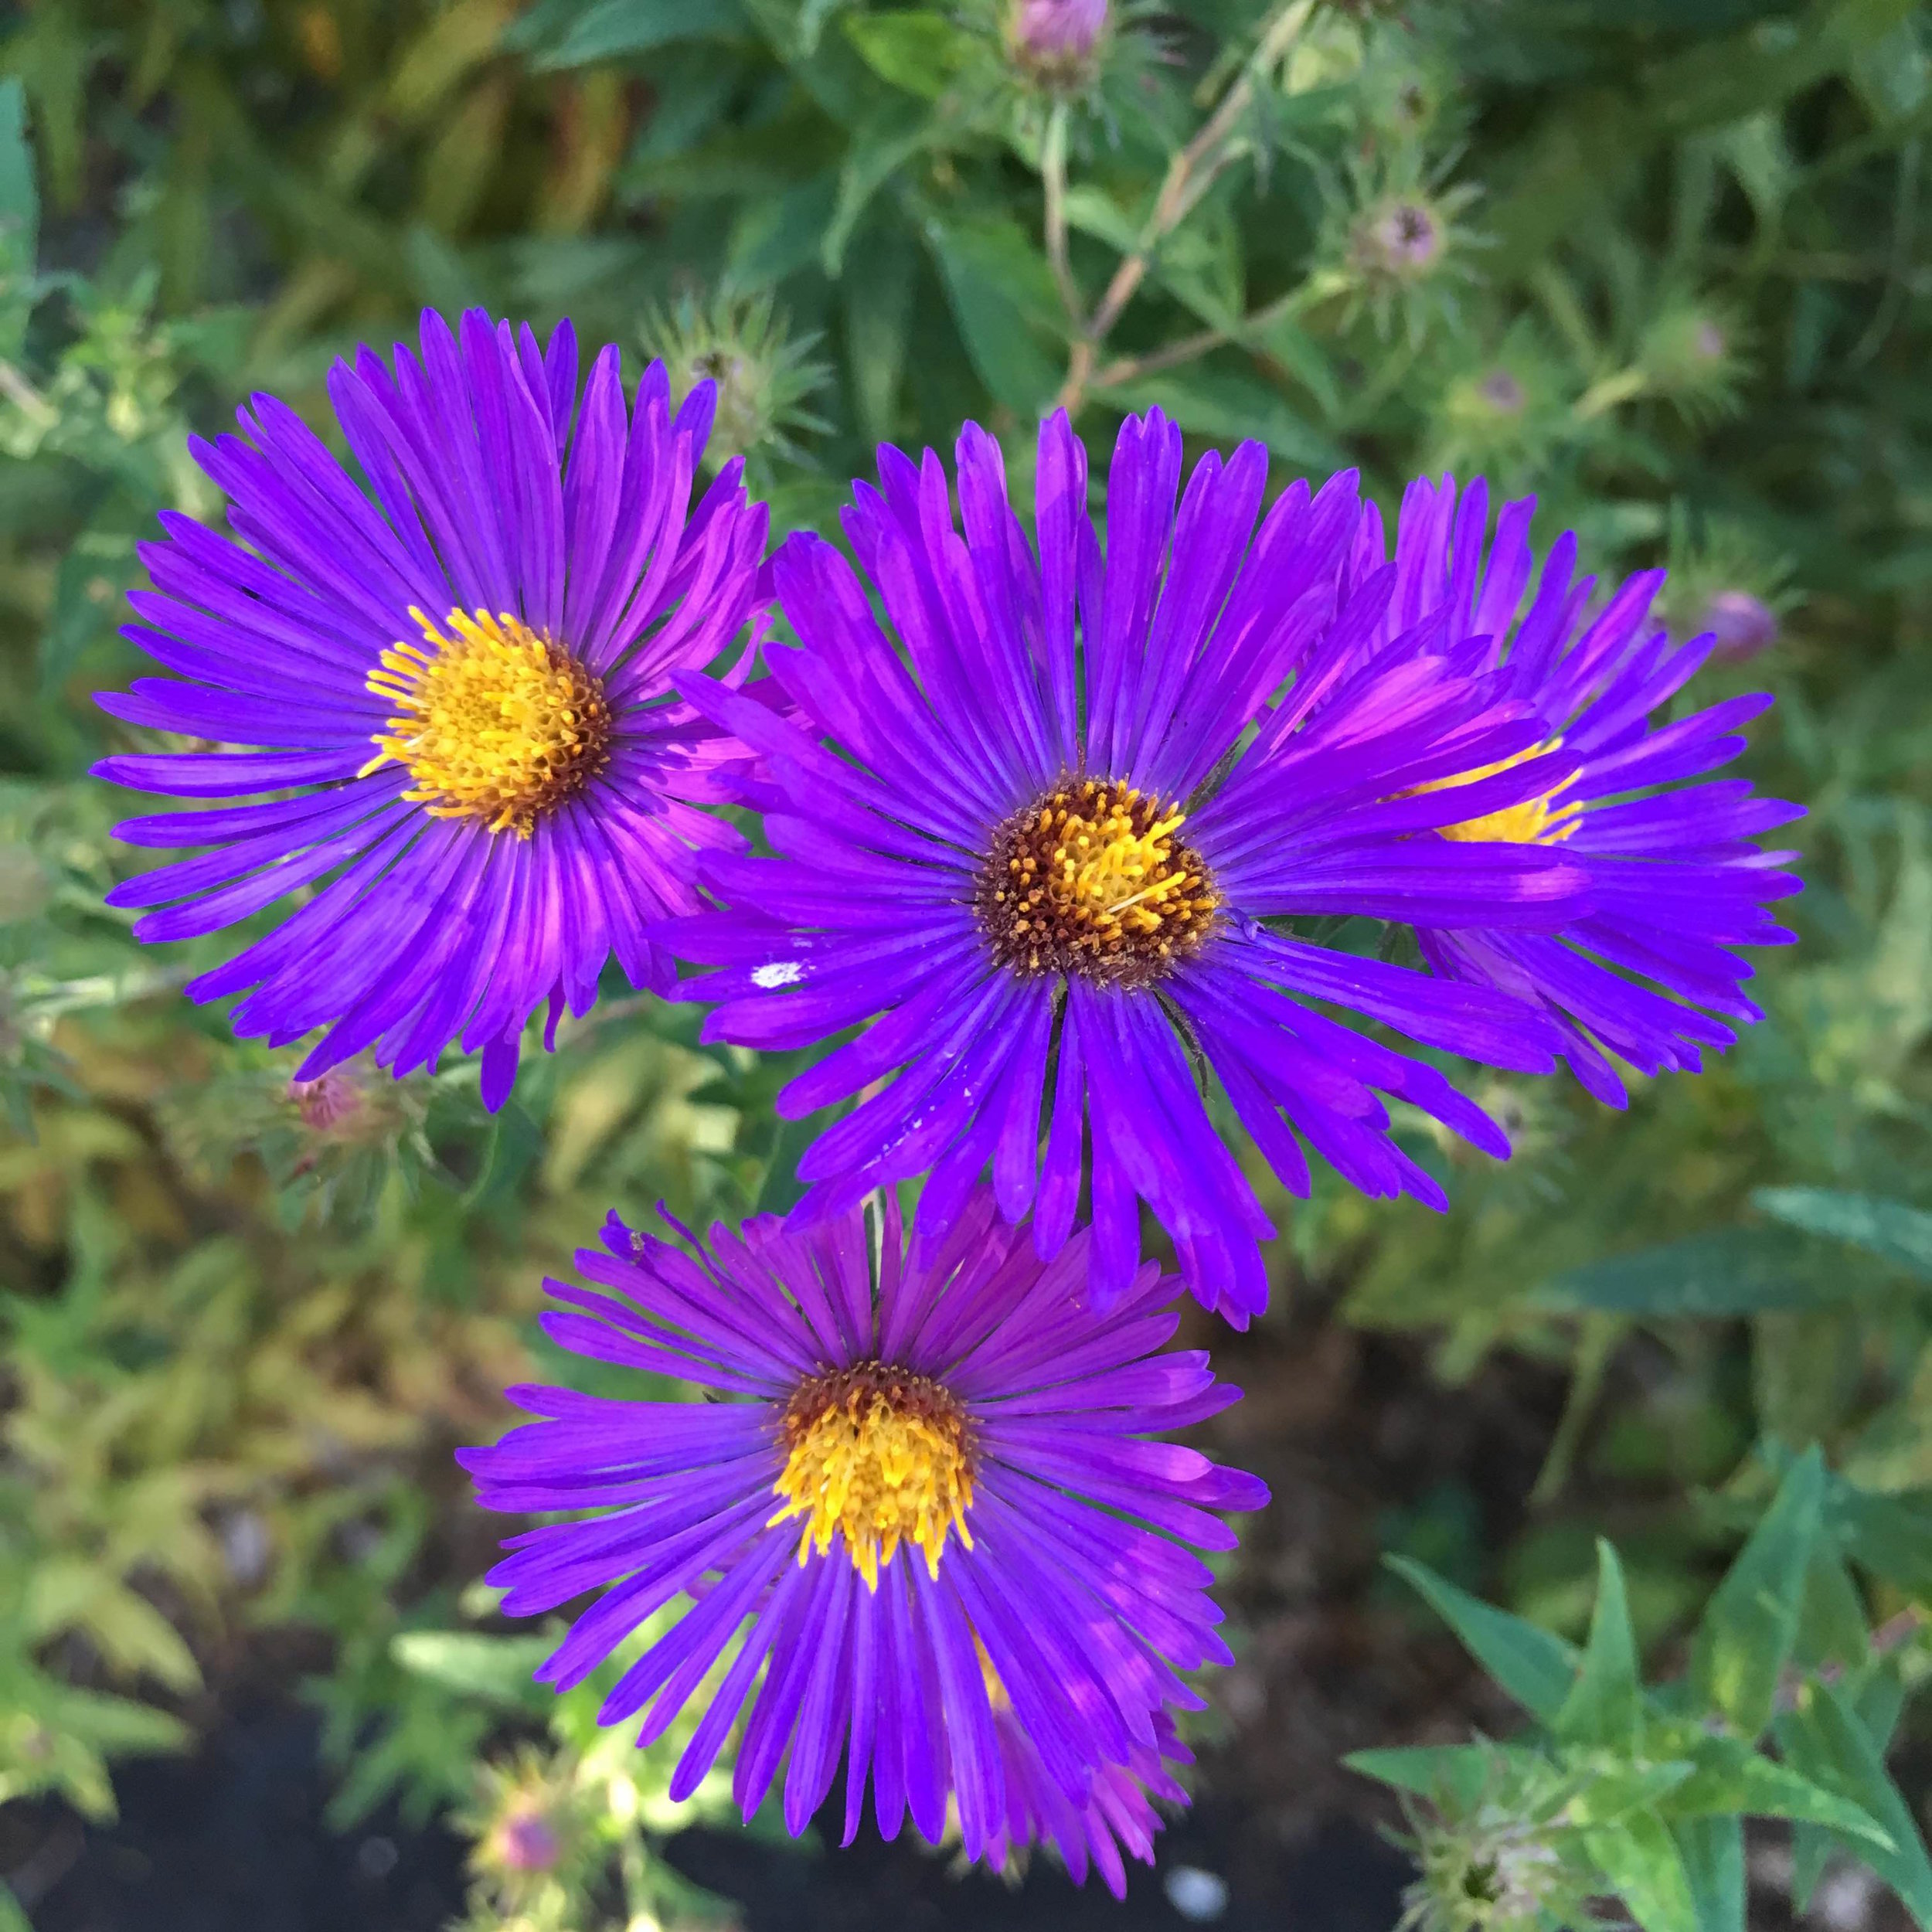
top-left (1056, 0), bottom-right (1313, 415)
top-left (1042, 100), bottom-right (1083, 332)
top-left (1574, 366), bottom-right (1650, 420)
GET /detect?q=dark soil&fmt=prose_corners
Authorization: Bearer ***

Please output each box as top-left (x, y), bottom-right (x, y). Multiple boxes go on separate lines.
top-left (9, 1705), bottom-right (1413, 1932)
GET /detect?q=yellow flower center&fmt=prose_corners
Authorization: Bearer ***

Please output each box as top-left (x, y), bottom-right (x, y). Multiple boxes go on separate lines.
top-left (769, 1362), bottom-right (975, 1591)
top-left (1413, 739), bottom-right (1584, 845)
top-left (975, 778), bottom-right (1219, 984)
top-left (359, 607), bottom-right (612, 838)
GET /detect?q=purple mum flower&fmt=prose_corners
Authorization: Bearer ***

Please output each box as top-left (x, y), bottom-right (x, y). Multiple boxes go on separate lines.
top-left (664, 410), bottom-right (1594, 1323)
top-left (460, 1188), bottom-right (1263, 1873)
top-left (93, 308), bottom-right (770, 1109)
top-left (1353, 476), bottom-right (1803, 1105)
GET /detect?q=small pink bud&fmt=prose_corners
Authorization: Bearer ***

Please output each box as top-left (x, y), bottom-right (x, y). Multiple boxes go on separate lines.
top-left (1478, 369), bottom-right (1526, 414)
top-left (496, 1807), bottom-right (561, 1872)
top-left (1006, 0), bottom-right (1108, 89)
top-left (288, 1068), bottom-right (362, 1133)
top-left (1352, 199), bottom-right (1445, 284)
top-left (1703, 589), bottom-right (1779, 664)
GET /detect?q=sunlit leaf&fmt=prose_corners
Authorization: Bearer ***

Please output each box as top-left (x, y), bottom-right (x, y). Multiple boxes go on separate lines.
top-left (1691, 1447), bottom-right (1823, 1738)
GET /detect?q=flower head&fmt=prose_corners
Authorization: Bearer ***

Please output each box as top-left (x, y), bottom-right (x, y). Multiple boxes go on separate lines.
top-left (1635, 299), bottom-right (1747, 423)
top-left (1355, 198), bottom-right (1447, 280)
top-left (94, 308), bottom-right (770, 1111)
top-left (665, 410), bottom-right (1591, 1321)
top-left (461, 1189), bottom-right (1265, 1876)
top-left (1325, 148), bottom-right (1483, 343)
top-left (1393, 1750), bottom-right (1605, 1932)
top-left (494, 1806), bottom-right (561, 1872)
top-left (1427, 327), bottom-right (1575, 481)
top-left (643, 291), bottom-right (830, 474)
top-left (455, 1744), bottom-right (592, 1917)
top-left (1357, 475), bottom-right (1803, 1106)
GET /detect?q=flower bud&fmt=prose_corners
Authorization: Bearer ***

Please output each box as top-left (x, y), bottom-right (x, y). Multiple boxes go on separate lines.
top-left (1636, 301), bottom-right (1745, 422)
top-left (1352, 197), bottom-right (1446, 283)
top-left (493, 1805), bottom-right (562, 1874)
top-left (644, 294), bottom-right (829, 473)
top-left (288, 1067), bottom-right (365, 1134)
top-left (1702, 587), bottom-right (1779, 664)
top-left (1004, 0), bottom-right (1109, 93)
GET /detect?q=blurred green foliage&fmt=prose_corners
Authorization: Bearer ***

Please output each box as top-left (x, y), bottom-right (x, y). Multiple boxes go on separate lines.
top-left (1368, 1451), bottom-right (1932, 1932)
top-left (2, 0), bottom-right (1931, 1926)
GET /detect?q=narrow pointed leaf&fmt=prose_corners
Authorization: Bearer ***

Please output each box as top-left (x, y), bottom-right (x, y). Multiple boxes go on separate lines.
top-left (1795, 1670), bottom-right (1910, 1911)
top-left (1387, 1555), bottom-right (1578, 1723)
top-left (1692, 1446), bottom-right (1824, 1736)
top-left (1584, 1811), bottom-right (1699, 1932)
top-left (1777, 1680), bottom-right (1932, 1927)
top-left (1556, 1539), bottom-right (1642, 1745)
top-left (1674, 1735), bottom-right (1893, 1843)
top-left (1343, 1743), bottom-right (1498, 1806)
top-left (1752, 1187), bottom-right (1932, 1282)
top-left (1676, 1818), bottom-right (1747, 1932)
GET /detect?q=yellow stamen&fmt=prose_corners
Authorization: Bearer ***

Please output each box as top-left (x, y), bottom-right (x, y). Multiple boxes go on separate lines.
top-left (1411, 738), bottom-right (1584, 845)
top-left (769, 1362), bottom-right (975, 1591)
top-left (976, 778), bottom-right (1219, 985)
top-left (359, 606), bottom-right (611, 838)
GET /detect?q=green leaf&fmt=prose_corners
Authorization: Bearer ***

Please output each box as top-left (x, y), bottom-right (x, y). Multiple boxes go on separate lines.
top-left (0, 1878), bottom-right (29, 1932)
top-left (389, 1629), bottom-right (556, 1709)
top-left (43, 1682), bottom-right (192, 1757)
top-left (1752, 1188), bottom-right (1932, 1282)
top-left (1060, 183), bottom-right (1139, 254)
top-left (1566, 1756), bottom-right (1695, 1825)
top-left (1673, 1734), bottom-right (1893, 1842)
top-left (1555, 1540), bottom-right (1641, 1746)
top-left (1535, 1229), bottom-right (1893, 1315)
top-left (822, 107), bottom-right (929, 277)
top-left (1386, 1556), bottom-right (1578, 1723)
top-left (1794, 1670), bottom-right (1910, 1910)
top-left (1342, 1743), bottom-right (1500, 1806)
top-left (844, 12), bottom-right (976, 98)
top-left (1583, 1811), bottom-right (1699, 1932)
top-left (1691, 1446), bottom-right (1823, 1738)
top-left (27, 1563), bottom-right (202, 1695)
top-left (726, 171), bottom-right (839, 288)
top-left (922, 211), bottom-right (1063, 417)
top-left (1830, 1482), bottom-right (1932, 1597)
top-left (841, 225), bottom-right (917, 443)
top-left (1798, 1546), bottom-right (1872, 1668)
top-left (1777, 1680), bottom-right (1932, 1927)
top-left (1675, 1817), bottom-right (1747, 1932)
top-left (0, 77), bottom-right (36, 268)
top-left (532, 0), bottom-right (748, 68)
top-left (1106, 364), bottom-right (1352, 473)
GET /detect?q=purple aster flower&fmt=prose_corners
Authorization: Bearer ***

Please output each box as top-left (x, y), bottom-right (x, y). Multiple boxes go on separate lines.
top-left (989, 1706), bottom-right (1189, 1896)
top-left (662, 409), bottom-right (1594, 1323)
top-left (92, 308), bottom-right (770, 1111)
top-left (1353, 476), bottom-right (1804, 1106)
top-left (460, 1188), bottom-right (1264, 1873)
